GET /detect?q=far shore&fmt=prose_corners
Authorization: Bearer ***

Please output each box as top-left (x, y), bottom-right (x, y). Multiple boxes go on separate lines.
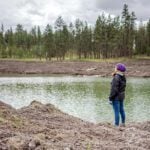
top-left (0, 59), bottom-right (150, 77)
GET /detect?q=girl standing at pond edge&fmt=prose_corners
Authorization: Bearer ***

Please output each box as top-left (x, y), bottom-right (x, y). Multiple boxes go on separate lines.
top-left (109, 63), bottom-right (126, 126)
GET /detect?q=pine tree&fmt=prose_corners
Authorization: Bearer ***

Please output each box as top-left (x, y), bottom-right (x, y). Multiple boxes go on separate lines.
top-left (30, 26), bottom-right (37, 47)
top-left (112, 16), bottom-right (122, 57)
top-left (62, 25), bottom-right (69, 60)
top-left (146, 19), bottom-right (150, 55)
top-left (5, 28), bottom-right (14, 58)
top-left (43, 24), bottom-right (55, 60)
top-left (135, 22), bottom-right (147, 55)
top-left (81, 22), bottom-right (92, 59)
top-left (54, 16), bottom-right (66, 60)
top-left (94, 16), bottom-right (102, 59)
top-left (121, 4), bottom-right (131, 56)
top-left (68, 22), bottom-right (75, 59)
top-left (0, 24), bottom-right (7, 58)
top-left (36, 26), bottom-right (42, 59)
top-left (75, 19), bottom-right (83, 59)
top-left (129, 11), bottom-right (136, 56)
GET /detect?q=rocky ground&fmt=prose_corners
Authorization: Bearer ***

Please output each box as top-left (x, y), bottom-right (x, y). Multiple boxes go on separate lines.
top-left (0, 59), bottom-right (150, 77)
top-left (0, 100), bottom-right (150, 150)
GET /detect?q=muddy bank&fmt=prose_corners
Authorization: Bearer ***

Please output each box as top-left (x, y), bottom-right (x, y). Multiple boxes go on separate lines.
top-left (0, 59), bottom-right (150, 77)
top-left (0, 100), bottom-right (150, 150)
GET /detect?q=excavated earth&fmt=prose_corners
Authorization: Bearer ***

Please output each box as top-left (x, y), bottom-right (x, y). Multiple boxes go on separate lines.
top-left (0, 59), bottom-right (150, 77)
top-left (0, 100), bottom-right (150, 150)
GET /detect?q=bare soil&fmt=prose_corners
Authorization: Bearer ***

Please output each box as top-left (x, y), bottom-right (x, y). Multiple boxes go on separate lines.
top-left (0, 100), bottom-right (150, 150)
top-left (0, 59), bottom-right (150, 77)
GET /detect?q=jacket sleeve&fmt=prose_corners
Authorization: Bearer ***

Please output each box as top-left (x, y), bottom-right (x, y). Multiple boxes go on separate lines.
top-left (109, 75), bottom-right (120, 101)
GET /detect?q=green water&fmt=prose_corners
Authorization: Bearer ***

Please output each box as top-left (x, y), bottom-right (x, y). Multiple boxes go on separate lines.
top-left (0, 76), bottom-right (150, 123)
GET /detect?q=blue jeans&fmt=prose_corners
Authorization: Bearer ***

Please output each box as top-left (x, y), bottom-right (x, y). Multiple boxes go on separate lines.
top-left (112, 100), bottom-right (125, 126)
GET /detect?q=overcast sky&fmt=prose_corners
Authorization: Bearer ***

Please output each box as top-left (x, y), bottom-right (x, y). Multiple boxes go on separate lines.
top-left (0, 0), bottom-right (150, 30)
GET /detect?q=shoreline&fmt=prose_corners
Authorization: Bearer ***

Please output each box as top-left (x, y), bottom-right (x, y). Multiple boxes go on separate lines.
top-left (0, 59), bottom-right (150, 77)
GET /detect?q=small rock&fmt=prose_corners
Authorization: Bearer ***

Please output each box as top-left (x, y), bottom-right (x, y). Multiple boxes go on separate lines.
top-left (64, 147), bottom-right (71, 150)
top-left (29, 139), bottom-right (41, 149)
top-left (29, 140), bottom-right (36, 149)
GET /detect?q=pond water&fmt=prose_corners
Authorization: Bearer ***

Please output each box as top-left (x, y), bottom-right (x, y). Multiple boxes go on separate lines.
top-left (0, 76), bottom-right (150, 123)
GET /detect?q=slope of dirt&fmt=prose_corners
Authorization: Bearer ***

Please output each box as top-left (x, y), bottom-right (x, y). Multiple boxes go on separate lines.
top-left (0, 59), bottom-right (150, 77)
top-left (0, 100), bottom-right (150, 150)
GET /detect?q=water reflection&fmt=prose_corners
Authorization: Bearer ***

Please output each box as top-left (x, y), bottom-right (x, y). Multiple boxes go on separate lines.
top-left (0, 76), bottom-right (150, 123)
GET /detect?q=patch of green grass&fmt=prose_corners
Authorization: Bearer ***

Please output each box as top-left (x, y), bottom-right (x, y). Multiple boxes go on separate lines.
top-left (0, 58), bottom-right (45, 62)
top-left (71, 57), bottom-right (138, 63)
top-left (133, 55), bottom-right (150, 60)
top-left (0, 55), bottom-right (149, 63)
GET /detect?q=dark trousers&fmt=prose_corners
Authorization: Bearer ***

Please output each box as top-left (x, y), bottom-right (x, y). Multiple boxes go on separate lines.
top-left (112, 100), bottom-right (126, 126)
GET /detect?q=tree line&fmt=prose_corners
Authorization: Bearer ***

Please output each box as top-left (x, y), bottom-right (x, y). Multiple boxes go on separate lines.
top-left (0, 4), bottom-right (150, 60)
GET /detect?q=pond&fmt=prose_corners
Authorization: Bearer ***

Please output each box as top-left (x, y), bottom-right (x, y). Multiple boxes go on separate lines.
top-left (0, 76), bottom-right (150, 123)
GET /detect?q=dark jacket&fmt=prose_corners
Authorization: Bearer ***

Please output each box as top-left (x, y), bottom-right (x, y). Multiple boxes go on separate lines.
top-left (109, 73), bottom-right (126, 101)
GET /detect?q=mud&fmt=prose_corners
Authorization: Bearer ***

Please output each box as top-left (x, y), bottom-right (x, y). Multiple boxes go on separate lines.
top-left (0, 59), bottom-right (150, 77)
top-left (0, 100), bottom-right (150, 150)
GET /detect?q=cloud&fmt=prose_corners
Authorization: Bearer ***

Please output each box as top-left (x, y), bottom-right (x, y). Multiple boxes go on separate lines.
top-left (0, 0), bottom-right (34, 30)
top-left (95, 0), bottom-right (150, 20)
top-left (27, 9), bottom-right (44, 17)
top-left (0, 0), bottom-right (149, 31)
top-left (96, 0), bottom-right (125, 10)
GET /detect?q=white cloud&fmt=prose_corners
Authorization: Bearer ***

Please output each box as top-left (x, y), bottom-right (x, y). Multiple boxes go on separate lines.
top-left (95, 0), bottom-right (150, 20)
top-left (0, 0), bottom-right (149, 31)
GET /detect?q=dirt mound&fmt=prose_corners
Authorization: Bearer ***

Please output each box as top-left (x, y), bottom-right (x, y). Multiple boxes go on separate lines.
top-left (0, 100), bottom-right (150, 149)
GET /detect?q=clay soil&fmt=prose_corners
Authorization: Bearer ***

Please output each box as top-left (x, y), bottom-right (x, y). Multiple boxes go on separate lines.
top-left (0, 59), bottom-right (150, 77)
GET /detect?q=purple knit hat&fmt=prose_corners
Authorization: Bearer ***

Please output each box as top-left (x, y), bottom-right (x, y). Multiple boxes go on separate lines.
top-left (116, 63), bottom-right (126, 72)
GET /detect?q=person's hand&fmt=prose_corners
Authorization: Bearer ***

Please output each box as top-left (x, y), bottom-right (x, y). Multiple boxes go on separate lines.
top-left (109, 100), bottom-right (112, 105)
